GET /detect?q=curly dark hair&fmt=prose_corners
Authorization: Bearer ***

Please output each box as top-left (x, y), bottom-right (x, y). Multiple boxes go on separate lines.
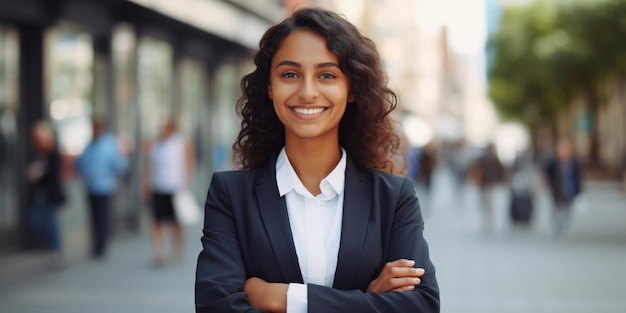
top-left (233, 7), bottom-right (407, 174)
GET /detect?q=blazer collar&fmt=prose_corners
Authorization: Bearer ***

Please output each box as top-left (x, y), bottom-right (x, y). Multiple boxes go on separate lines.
top-left (254, 156), bottom-right (372, 288)
top-left (333, 158), bottom-right (372, 289)
top-left (255, 156), bottom-right (303, 283)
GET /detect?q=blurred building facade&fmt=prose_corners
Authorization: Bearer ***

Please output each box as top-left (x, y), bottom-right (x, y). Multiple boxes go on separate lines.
top-left (562, 79), bottom-right (626, 171)
top-left (0, 0), bottom-right (284, 253)
top-left (290, 0), bottom-right (473, 145)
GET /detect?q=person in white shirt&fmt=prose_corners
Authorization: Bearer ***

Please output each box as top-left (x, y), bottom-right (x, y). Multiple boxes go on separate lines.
top-left (146, 118), bottom-right (195, 266)
top-left (195, 7), bottom-right (439, 313)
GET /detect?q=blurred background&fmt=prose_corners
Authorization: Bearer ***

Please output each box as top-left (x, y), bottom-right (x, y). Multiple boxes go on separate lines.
top-left (0, 0), bottom-right (625, 312)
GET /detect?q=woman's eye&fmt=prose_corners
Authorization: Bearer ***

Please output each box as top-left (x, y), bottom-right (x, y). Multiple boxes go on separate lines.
top-left (282, 72), bottom-right (298, 78)
top-left (319, 73), bottom-right (335, 79)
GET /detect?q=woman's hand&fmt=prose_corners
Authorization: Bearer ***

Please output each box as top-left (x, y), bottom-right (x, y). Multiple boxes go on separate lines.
top-left (244, 277), bottom-right (288, 313)
top-left (367, 259), bottom-right (425, 293)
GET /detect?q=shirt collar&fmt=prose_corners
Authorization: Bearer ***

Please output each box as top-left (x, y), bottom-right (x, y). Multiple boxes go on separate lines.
top-left (276, 147), bottom-right (347, 198)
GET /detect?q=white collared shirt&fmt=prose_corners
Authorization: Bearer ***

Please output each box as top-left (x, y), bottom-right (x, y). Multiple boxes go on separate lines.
top-left (276, 147), bottom-right (346, 313)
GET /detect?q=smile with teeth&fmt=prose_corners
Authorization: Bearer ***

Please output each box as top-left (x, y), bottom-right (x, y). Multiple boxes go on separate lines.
top-left (291, 107), bottom-right (326, 115)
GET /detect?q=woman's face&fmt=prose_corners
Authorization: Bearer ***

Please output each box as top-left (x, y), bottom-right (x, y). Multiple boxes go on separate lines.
top-left (268, 28), bottom-right (352, 144)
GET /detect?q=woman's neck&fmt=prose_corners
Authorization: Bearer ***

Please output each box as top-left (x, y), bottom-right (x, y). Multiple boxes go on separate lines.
top-left (285, 138), bottom-right (341, 196)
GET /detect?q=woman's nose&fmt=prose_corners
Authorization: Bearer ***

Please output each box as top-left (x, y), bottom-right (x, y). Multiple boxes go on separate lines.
top-left (298, 78), bottom-right (319, 103)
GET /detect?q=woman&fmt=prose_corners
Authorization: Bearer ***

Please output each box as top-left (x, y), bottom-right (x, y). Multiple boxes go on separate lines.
top-left (195, 7), bottom-right (439, 313)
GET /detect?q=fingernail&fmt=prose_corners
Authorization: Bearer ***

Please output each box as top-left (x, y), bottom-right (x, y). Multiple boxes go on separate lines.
top-left (406, 259), bottom-right (415, 265)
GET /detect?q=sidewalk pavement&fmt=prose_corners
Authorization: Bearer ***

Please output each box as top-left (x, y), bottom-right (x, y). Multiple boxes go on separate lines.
top-left (0, 219), bottom-right (202, 313)
top-left (421, 166), bottom-right (626, 313)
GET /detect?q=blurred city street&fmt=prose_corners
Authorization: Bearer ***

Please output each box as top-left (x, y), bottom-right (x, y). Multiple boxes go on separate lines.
top-left (1, 0), bottom-right (625, 312)
top-left (1, 164), bottom-right (625, 313)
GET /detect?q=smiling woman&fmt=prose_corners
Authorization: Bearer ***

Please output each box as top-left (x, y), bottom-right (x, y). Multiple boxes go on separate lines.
top-left (269, 29), bottom-right (352, 151)
top-left (195, 7), bottom-right (440, 313)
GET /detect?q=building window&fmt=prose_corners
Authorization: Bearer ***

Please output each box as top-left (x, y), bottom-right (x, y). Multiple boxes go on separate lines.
top-left (137, 36), bottom-right (173, 140)
top-left (45, 24), bottom-right (94, 156)
top-left (0, 24), bottom-right (20, 231)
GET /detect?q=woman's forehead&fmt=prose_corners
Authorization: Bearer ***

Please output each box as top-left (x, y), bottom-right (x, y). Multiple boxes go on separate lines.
top-left (272, 29), bottom-right (338, 66)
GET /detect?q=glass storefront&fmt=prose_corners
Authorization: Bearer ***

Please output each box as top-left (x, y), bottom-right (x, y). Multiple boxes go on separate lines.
top-left (137, 36), bottom-right (173, 140)
top-left (211, 60), bottom-right (246, 171)
top-left (112, 23), bottom-right (140, 232)
top-left (0, 25), bottom-right (19, 232)
top-left (178, 58), bottom-right (205, 138)
top-left (0, 0), bottom-right (260, 254)
top-left (45, 24), bottom-right (94, 157)
top-left (178, 57), bottom-right (208, 166)
top-left (112, 23), bottom-right (137, 147)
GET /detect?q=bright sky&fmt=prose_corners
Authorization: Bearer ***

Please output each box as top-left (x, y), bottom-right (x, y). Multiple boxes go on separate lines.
top-left (417, 0), bottom-right (487, 56)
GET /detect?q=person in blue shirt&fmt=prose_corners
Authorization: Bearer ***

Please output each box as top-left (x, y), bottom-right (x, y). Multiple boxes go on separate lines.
top-left (75, 119), bottom-right (128, 259)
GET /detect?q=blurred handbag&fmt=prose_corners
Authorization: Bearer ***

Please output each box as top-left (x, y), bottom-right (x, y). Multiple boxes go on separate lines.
top-left (173, 189), bottom-right (202, 226)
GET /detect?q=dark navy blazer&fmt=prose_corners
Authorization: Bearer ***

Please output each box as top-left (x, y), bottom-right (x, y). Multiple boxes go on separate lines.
top-left (195, 157), bottom-right (440, 313)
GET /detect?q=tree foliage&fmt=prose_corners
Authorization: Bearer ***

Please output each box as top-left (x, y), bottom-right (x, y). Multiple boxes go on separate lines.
top-left (487, 1), bottom-right (566, 129)
top-left (487, 0), bottom-right (626, 162)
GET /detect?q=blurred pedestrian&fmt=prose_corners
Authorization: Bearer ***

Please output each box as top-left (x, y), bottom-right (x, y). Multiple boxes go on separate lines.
top-left (450, 140), bottom-right (472, 189)
top-left (145, 118), bottom-right (195, 266)
top-left (543, 137), bottom-right (583, 237)
top-left (509, 149), bottom-right (536, 228)
top-left (469, 143), bottom-right (505, 233)
top-left (27, 120), bottom-right (66, 270)
top-left (418, 144), bottom-right (437, 193)
top-left (75, 119), bottom-right (128, 260)
top-left (195, 8), bottom-right (438, 312)
top-left (406, 145), bottom-right (421, 183)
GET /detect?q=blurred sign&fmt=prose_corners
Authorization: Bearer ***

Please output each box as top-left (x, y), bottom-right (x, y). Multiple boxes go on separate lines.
top-left (577, 112), bottom-right (592, 133)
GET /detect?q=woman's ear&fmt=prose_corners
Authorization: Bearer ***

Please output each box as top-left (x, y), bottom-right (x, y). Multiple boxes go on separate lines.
top-left (267, 85), bottom-right (273, 99)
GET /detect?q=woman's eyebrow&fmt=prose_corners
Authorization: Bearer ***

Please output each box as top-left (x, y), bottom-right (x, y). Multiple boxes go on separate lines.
top-left (275, 60), bottom-right (300, 68)
top-left (275, 60), bottom-right (340, 69)
top-left (315, 62), bottom-right (340, 69)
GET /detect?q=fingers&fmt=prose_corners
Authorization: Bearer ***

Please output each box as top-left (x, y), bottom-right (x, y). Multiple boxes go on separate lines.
top-left (367, 259), bottom-right (427, 293)
top-left (385, 258), bottom-right (416, 268)
top-left (393, 283), bottom-right (417, 292)
top-left (382, 260), bottom-right (425, 278)
top-left (387, 276), bottom-right (422, 291)
top-left (369, 272), bottom-right (423, 293)
top-left (390, 266), bottom-right (425, 278)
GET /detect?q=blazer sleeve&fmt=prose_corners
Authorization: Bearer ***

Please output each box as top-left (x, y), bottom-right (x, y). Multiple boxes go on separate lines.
top-left (307, 177), bottom-right (440, 313)
top-left (195, 172), bottom-right (261, 313)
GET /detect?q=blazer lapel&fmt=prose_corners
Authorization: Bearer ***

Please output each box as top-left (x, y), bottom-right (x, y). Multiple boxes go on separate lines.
top-left (333, 158), bottom-right (372, 290)
top-left (255, 160), bottom-right (303, 284)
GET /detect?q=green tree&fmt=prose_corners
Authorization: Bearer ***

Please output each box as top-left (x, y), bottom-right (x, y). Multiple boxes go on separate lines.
top-left (488, 0), bottom-right (626, 165)
top-left (554, 0), bottom-right (626, 165)
top-left (487, 1), bottom-right (566, 153)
